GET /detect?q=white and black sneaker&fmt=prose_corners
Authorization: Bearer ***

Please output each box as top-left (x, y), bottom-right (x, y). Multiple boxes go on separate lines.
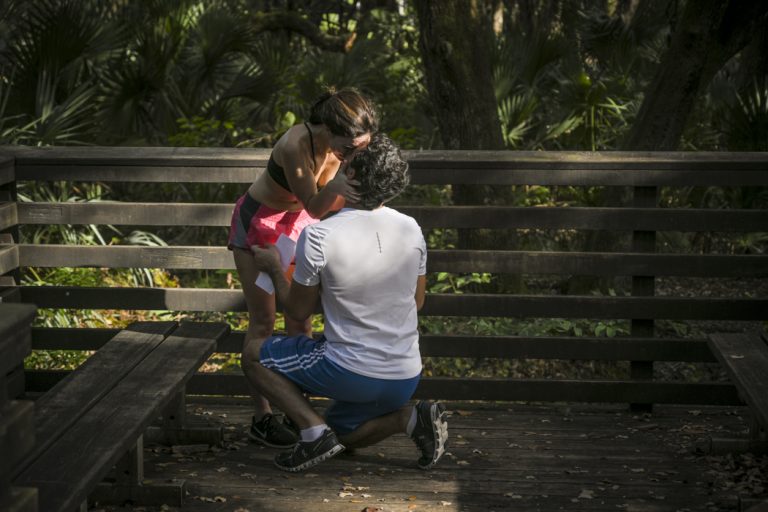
top-left (411, 401), bottom-right (448, 469)
top-left (274, 428), bottom-right (345, 472)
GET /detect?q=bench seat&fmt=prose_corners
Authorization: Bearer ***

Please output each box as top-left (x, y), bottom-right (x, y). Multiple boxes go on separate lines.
top-left (705, 331), bottom-right (768, 455)
top-left (708, 331), bottom-right (768, 430)
top-left (13, 321), bottom-right (229, 512)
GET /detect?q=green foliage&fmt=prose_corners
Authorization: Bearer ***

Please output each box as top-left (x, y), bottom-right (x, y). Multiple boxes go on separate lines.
top-left (5, 1), bottom-right (767, 377)
top-left (429, 272), bottom-right (491, 294)
top-left (168, 116), bottom-right (256, 147)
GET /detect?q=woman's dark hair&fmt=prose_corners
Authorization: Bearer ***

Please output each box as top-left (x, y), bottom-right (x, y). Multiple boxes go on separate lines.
top-left (349, 133), bottom-right (409, 210)
top-left (308, 87), bottom-right (379, 137)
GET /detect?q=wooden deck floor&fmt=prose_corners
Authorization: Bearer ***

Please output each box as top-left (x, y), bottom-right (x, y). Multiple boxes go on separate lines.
top-left (100, 399), bottom-right (767, 512)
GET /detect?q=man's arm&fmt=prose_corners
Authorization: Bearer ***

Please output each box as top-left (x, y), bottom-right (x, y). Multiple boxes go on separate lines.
top-left (251, 245), bottom-right (319, 322)
top-left (415, 274), bottom-right (426, 311)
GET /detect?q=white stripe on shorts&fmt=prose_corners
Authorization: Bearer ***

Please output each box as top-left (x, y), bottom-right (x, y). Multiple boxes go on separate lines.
top-left (262, 343), bottom-right (326, 373)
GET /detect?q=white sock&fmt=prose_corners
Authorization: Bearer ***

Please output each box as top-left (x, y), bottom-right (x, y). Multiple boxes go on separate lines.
top-left (405, 407), bottom-right (418, 436)
top-left (300, 423), bottom-right (328, 442)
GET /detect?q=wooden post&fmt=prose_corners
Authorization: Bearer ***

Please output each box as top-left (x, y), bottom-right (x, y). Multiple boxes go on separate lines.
top-left (0, 303), bottom-right (38, 512)
top-left (631, 185), bottom-right (657, 412)
top-left (0, 153), bottom-right (20, 288)
top-left (145, 391), bottom-right (223, 446)
top-left (90, 435), bottom-right (186, 507)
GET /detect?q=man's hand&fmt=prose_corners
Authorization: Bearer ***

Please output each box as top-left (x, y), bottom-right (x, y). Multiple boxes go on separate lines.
top-left (250, 244), bottom-right (281, 274)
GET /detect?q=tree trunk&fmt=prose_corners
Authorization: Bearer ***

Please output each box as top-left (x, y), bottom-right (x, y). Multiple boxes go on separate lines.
top-left (414, 0), bottom-right (504, 151)
top-left (415, 1), bottom-right (522, 292)
top-left (624, 0), bottom-right (768, 150)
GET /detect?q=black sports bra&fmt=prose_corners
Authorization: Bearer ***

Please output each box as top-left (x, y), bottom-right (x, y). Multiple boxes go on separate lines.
top-left (267, 122), bottom-right (316, 192)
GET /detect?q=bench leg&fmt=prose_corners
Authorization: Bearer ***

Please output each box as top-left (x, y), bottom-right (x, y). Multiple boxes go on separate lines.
top-left (90, 435), bottom-right (186, 507)
top-left (145, 392), bottom-right (223, 446)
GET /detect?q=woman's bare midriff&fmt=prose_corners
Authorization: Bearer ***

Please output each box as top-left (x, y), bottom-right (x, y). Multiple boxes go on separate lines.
top-left (247, 172), bottom-right (303, 212)
top-left (246, 146), bottom-right (341, 213)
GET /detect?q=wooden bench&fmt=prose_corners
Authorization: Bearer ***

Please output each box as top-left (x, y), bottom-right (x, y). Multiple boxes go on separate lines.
top-left (11, 320), bottom-right (229, 512)
top-left (0, 303), bottom-right (37, 512)
top-left (703, 331), bottom-right (768, 455)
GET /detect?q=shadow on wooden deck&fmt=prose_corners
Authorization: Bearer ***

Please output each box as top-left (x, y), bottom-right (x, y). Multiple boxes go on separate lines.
top-left (99, 399), bottom-right (767, 512)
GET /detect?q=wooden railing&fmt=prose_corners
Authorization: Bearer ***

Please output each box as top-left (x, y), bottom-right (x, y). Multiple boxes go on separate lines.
top-left (2, 146), bottom-right (767, 405)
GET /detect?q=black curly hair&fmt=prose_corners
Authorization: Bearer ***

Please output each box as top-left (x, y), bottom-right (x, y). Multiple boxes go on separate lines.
top-left (349, 133), bottom-right (409, 210)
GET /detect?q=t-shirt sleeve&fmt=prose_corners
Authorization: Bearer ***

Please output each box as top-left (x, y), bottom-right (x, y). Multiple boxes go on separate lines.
top-left (292, 226), bottom-right (325, 286)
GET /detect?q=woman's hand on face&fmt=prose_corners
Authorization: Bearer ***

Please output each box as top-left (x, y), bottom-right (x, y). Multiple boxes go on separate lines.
top-left (329, 160), bottom-right (361, 204)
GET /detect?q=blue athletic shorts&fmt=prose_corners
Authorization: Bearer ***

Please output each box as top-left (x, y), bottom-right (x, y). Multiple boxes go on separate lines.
top-left (259, 334), bottom-right (420, 435)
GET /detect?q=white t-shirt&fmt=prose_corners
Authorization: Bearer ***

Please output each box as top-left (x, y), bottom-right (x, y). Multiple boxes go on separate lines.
top-left (292, 207), bottom-right (427, 380)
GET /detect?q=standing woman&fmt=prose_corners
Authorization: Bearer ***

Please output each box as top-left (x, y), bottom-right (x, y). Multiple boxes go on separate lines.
top-left (228, 87), bottom-right (378, 447)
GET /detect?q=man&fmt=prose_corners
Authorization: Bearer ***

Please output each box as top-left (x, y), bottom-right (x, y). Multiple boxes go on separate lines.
top-left (246, 133), bottom-right (448, 472)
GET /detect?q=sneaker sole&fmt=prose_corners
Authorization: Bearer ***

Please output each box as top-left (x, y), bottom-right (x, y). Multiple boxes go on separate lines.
top-left (273, 443), bottom-right (345, 472)
top-left (418, 403), bottom-right (448, 470)
top-left (248, 429), bottom-right (298, 449)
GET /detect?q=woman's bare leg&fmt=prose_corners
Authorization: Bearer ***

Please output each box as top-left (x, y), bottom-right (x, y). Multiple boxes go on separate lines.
top-left (234, 248), bottom-right (278, 418)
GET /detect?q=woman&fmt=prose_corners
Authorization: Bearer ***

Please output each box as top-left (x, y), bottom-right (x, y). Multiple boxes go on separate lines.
top-left (228, 87), bottom-right (378, 447)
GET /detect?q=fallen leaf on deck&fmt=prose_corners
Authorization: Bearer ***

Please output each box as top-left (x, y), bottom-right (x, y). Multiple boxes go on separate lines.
top-left (730, 354), bottom-right (745, 359)
top-left (339, 491), bottom-right (354, 498)
top-left (214, 496), bottom-right (226, 502)
top-left (440, 501), bottom-right (452, 506)
top-left (578, 489), bottom-right (595, 499)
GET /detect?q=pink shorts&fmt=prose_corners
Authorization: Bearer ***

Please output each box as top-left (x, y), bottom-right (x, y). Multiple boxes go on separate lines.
top-left (227, 193), bottom-right (318, 250)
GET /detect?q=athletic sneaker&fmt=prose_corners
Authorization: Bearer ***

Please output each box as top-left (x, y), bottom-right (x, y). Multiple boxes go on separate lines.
top-left (274, 428), bottom-right (345, 472)
top-left (411, 401), bottom-right (448, 469)
top-left (283, 414), bottom-right (299, 437)
top-left (248, 413), bottom-right (298, 448)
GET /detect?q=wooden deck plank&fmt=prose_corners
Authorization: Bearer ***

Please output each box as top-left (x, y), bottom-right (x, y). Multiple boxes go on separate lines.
top-left (94, 400), bottom-right (764, 512)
